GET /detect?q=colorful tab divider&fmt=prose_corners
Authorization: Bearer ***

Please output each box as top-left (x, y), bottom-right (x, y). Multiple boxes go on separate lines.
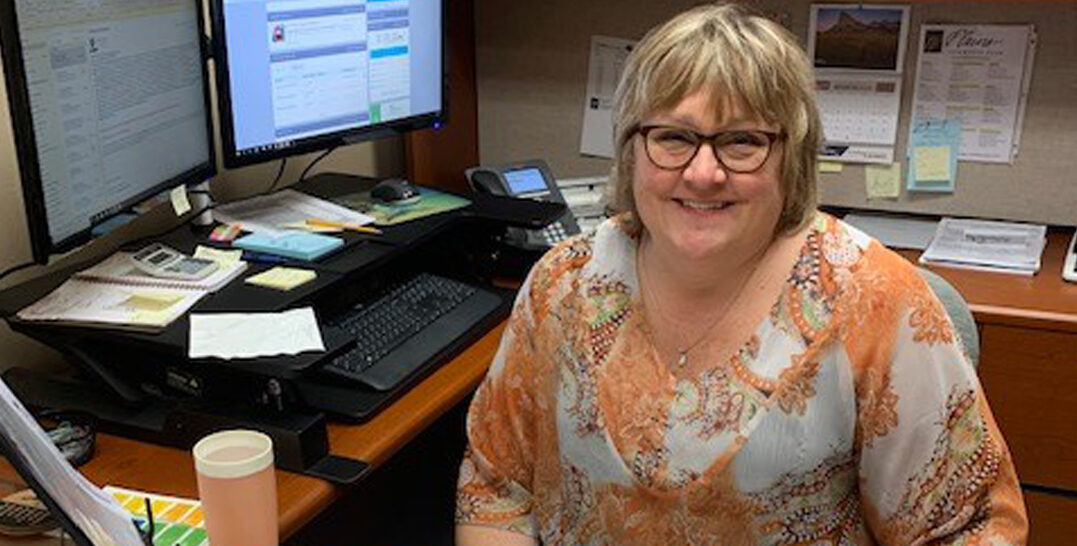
top-left (104, 486), bottom-right (208, 546)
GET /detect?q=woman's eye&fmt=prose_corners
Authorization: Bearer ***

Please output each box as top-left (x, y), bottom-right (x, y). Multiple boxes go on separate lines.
top-left (723, 131), bottom-right (766, 146)
top-left (655, 130), bottom-right (694, 143)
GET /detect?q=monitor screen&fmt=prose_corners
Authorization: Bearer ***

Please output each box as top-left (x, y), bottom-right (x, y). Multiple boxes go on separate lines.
top-left (0, 0), bottom-right (215, 263)
top-left (211, 0), bottom-right (446, 168)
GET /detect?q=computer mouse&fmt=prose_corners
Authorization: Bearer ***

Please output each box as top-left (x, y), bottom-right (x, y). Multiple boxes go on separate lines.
top-left (370, 178), bottom-right (421, 204)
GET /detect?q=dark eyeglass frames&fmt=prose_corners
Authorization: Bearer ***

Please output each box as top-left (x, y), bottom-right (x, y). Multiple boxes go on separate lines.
top-left (636, 125), bottom-right (782, 173)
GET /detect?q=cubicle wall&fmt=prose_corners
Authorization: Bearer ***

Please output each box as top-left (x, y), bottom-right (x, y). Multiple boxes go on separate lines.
top-left (474, 0), bottom-right (1077, 226)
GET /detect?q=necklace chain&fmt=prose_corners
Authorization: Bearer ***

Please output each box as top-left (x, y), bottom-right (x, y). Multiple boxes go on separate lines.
top-left (636, 236), bottom-right (764, 369)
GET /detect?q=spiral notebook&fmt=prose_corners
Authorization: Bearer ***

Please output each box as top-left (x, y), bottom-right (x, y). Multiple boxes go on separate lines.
top-left (73, 252), bottom-right (248, 292)
top-left (16, 251), bottom-right (245, 332)
top-left (16, 279), bottom-right (205, 332)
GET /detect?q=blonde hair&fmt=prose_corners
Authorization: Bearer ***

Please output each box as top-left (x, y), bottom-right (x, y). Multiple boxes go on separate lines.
top-left (608, 3), bottom-right (821, 235)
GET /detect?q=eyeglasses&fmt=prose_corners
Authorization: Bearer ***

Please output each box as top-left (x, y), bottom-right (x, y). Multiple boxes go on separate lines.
top-left (637, 125), bottom-right (782, 173)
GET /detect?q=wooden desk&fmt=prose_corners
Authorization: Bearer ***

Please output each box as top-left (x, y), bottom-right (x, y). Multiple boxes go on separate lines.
top-left (901, 230), bottom-right (1077, 545)
top-left (0, 322), bottom-right (505, 541)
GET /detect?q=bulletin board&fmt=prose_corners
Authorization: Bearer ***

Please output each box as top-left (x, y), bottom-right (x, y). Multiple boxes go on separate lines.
top-left (473, 0), bottom-right (1077, 226)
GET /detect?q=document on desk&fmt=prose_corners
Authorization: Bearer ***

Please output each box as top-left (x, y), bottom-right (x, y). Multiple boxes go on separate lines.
top-left (844, 213), bottom-right (938, 250)
top-left (189, 307), bottom-right (326, 359)
top-left (0, 378), bottom-right (146, 545)
top-left (920, 218), bottom-right (1046, 275)
top-left (214, 189), bottom-right (375, 237)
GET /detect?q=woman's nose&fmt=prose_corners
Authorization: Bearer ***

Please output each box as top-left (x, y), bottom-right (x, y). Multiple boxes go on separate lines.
top-left (682, 142), bottom-right (729, 187)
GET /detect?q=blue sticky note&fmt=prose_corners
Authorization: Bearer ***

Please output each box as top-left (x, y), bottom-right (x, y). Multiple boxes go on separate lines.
top-left (906, 119), bottom-right (961, 193)
top-left (233, 232), bottom-right (343, 261)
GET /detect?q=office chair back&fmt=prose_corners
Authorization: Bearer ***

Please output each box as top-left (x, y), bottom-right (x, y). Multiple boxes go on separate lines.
top-left (917, 268), bottom-right (979, 369)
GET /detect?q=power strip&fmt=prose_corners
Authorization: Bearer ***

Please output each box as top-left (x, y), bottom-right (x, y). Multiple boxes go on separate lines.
top-left (1064, 230), bottom-right (1077, 283)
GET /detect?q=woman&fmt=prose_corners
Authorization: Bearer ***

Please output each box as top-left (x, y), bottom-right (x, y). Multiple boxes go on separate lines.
top-left (456, 4), bottom-right (1027, 544)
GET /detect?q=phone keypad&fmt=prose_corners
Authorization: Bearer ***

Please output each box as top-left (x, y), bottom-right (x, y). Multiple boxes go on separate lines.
top-left (542, 223), bottom-right (568, 244)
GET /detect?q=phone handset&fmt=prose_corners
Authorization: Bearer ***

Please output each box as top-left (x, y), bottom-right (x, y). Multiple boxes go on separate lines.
top-left (1063, 229), bottom-right (1077, 283)
top-left (465, 160), bottom-right (581, 250)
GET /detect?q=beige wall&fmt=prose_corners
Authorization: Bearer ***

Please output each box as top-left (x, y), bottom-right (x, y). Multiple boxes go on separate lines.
top-left (474, 0), bottom-right (1077, 226)
top-left (0, 50), bottom-right (406, 373)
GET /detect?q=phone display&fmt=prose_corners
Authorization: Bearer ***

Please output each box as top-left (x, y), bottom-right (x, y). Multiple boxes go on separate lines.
top-left (465, 159), bottom-right (581, 249)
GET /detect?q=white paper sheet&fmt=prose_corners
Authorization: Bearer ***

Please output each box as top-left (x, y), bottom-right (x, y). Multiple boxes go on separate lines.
top-left (910, 25), bottom-right (1036, 164)
top-left (0, 378), bottom-right (146, 545)
top-left (214, 189), bottom-right (375, 237)
top-left (579, 36), bottom-right (635, 158)
top-left (189, 307), bottom-right (326, 359)
top-left (844, 213), bottom-right (938, 250)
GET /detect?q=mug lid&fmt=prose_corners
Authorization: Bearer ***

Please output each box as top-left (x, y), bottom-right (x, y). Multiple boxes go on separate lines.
top-left (193, 430), bottom-right (274, 479)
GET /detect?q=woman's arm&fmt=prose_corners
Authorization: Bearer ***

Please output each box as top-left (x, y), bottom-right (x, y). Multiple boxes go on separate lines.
top-left (849, 262), bottom-right (1027, 544)
top-left (454, 263), bottom-right (549, 542)
top-left (456, 524), bottom-right (540, 546)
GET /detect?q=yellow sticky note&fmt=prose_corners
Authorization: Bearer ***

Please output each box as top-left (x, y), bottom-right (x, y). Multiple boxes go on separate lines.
top-left (914, 146), bottom-right (951, 181)
top-left (194, 245), bottom-right (242, 266)
top-left (170, 185), bottom-right (191, 216)
top-left (865, 163), bottom-right (901, 199)
top-left (126, 292), bottom-right (184, 312)
top-left (818, 161), bottom-right (843, 173)
top-left (245, 267), bottom-right (317, 291)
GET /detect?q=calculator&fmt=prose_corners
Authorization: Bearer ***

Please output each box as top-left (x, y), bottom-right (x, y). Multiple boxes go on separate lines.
top-left (0, 489), bottom-right (56, 537)
top-left (130, 243), bottom-right (218, 280)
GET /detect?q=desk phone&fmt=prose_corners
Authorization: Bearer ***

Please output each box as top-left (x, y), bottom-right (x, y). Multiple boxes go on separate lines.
top-left (1064, 230), bottom-right (1077, 283)
top-left (466, 159), bottom-right (581, 250)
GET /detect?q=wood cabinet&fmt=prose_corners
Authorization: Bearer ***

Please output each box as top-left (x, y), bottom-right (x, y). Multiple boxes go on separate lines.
top-left (910, 231), bottom-right (1077, 544)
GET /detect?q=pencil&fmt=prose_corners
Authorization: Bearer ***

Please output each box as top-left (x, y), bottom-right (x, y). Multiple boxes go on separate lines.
top-left (305, 218), bottom-right (382, 234)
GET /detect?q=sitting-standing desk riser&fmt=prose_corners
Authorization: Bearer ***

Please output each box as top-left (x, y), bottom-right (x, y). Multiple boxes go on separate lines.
top-left (0, 173), bottom-right (565, 484)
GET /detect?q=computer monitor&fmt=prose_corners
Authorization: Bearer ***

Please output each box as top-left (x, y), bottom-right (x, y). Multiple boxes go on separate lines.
top-left (0, 0), bottom-right (217, 264)
top-left (210, 0), bottom-right (447, 169)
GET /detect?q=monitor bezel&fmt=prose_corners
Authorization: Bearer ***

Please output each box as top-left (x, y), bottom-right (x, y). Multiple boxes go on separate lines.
top-left (208, 0), bottom-right (449, 170)
top-left (0, 0), bottom-right (217, 264)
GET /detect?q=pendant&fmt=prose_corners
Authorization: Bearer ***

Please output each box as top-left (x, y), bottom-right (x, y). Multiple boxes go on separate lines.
top-left (677, 350), bottom-right (688, 368)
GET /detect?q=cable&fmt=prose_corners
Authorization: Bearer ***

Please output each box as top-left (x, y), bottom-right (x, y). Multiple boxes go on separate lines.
top-left (299, 147), bottom-right (337, 184)
top-left (117, 201), bottom-right (218, 252)
top-left (0, 261), bottom-right (38, 283)
top-left (263, 157), bottom-right (288, 195)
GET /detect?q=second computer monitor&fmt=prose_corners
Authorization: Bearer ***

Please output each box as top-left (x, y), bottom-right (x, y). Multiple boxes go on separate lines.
top-left (211, 0), bottom-right (446, 168)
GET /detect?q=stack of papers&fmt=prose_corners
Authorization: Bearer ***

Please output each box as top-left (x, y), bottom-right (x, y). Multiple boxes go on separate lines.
top-left (920, 218), bottom-right (1047, 276)
top-left (0, 378), bottom-right (146, 544)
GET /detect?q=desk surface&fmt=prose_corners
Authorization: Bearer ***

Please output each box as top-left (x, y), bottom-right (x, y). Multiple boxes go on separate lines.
top-left (899, 229), bottom-right (1077, 332)
top-left (0, 321), bottom-right (505, 540)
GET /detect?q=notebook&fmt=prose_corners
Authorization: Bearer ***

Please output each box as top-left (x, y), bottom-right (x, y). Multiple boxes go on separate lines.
top-left (16, 279), bottom-right (204, 332)
top-left (74, 251), bottom-right (248, 292)
top-left (232, 232), bottom-right (343, 261)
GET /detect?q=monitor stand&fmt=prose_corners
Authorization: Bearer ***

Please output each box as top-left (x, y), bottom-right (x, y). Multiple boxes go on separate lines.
top-left (1, 367), bottom-right (368, 485)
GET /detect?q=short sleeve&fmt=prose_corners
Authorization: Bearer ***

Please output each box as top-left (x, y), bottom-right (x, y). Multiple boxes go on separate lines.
top-left (851, 254), bottom-right (1028, 544)
top-left (455, 267), bottom-right (543, 538)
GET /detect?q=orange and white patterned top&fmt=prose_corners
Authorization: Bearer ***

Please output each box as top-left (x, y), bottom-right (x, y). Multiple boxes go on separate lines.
top-left (456, 213), bottom-right (1027, 545)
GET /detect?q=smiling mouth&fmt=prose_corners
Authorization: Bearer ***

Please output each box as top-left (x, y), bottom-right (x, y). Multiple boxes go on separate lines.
top-left (674, 198), bottom-right (732, 211)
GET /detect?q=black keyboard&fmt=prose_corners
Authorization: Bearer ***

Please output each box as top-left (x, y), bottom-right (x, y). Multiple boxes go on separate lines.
top-left (323, 273), bottom-right (502, 391)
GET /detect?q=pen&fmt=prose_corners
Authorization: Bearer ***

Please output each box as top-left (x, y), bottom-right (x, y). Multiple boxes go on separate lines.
top-left (242, 251), bottom-right (288, 264)
top-left (305, 218), bottom-right (382, 234)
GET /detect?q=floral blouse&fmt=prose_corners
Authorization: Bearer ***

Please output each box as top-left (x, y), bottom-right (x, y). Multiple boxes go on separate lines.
top-left (456, 213), bottom-right (1027, 545)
